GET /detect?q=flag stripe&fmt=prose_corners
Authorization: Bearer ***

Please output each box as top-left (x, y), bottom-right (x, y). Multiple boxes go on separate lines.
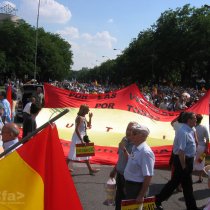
top-left (37, 108), bottom-right (209, 147)
top-left (17, 125), bottom-right (82, 210)
top-left (44, 83), bottom-right (210, 119)
top-left (0, 151), bottom-right (44, 210)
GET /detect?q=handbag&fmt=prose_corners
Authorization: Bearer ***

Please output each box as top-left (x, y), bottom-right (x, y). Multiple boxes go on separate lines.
top-left (121, 196), bottom-right (155, 210)
top-left (83, 135), bottom-right (90, 143)
top-left (76, 143), bottom-right (95, 157)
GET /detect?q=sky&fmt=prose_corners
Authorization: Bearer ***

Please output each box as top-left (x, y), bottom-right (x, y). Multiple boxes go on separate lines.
top-left (0, 0), bottom-right (209, 71)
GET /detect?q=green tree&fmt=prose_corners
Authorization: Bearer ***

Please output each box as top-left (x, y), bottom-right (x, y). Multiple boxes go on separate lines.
top-left (0, 19), bottom-right (73, 82)
top-left (77, 4), bottom-right (210, 87)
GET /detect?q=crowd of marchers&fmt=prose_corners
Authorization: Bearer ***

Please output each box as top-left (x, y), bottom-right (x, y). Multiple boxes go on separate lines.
top-left (0, 78), bottom-right (209, 210)
top-left (0, 78), bottom-right (208, 114)
top-left (50, 80), bottom-right (208, 111)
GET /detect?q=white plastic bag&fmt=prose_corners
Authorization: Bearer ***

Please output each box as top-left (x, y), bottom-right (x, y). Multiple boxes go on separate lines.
top-left (105, 178), bottom-right (116, 206)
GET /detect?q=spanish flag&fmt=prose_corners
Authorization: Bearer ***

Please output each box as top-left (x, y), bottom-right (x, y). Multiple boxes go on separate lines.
top-left (0, 125), bottom-right (82, 210)
top-left (40, 83), bottom-right (210, 168)
top-left (6, 84), bottom-right (12, 113)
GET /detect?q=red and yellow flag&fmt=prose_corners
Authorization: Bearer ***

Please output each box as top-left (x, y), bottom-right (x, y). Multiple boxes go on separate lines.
top-left (37, 83), bottom-right (210, 168)
top-left (0, 125), bottom-right (82, 210)
top-left (6, 84), bottom-right (12, 112)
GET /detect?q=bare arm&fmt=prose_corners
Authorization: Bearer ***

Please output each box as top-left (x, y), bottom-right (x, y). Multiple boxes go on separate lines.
top-left (136, 176), bottom-right (152, 203)
top-left (194, 131), bottom-right (198, 147)
top-left (109, 166), bottom-right (117, 178)
top-left (87, 112), bottom-right (93, 128)
top-left (75, 117), bottom-right (84, 144)
top-left (110, 138), bottom-right (127, 178)
top-left (119, 138), bottom-right (130, 158)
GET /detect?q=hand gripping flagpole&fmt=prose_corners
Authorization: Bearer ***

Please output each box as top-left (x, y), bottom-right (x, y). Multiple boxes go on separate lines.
top-left (0, 109), bottom-right (69, 158)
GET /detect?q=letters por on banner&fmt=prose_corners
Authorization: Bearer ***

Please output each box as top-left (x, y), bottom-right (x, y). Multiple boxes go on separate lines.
top-left (76, 143), bottom-right (95, 157)
top-left (121, 196), bottom-right (156, 210)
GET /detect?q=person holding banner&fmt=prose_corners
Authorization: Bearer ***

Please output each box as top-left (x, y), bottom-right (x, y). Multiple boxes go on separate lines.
top-left (123, 124), bottom-right (155, 203)
top-left (67, 104), bottom-right (99, 175)
top-left (109, 121), bottom-right (137, 210)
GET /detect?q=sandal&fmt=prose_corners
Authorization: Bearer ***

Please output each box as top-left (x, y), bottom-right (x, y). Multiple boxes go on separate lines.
top-left (89, 168), bottom-right (100, 175)
top-left (69, 168), bottom-right (74, 172)
top-left (195, 179), bottom-right (203, 183)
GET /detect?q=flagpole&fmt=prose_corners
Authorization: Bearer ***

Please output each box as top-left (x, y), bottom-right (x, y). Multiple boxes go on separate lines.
top-left (34, 0), bottom-right (41, 80)
top-left (0, 109), bottom-right (69, 158)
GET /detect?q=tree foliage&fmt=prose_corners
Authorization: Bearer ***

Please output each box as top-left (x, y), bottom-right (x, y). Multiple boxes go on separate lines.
top-left (76, 4), bottom-right (210, 87)
top-left (0, 19), bottom-right (73, 82)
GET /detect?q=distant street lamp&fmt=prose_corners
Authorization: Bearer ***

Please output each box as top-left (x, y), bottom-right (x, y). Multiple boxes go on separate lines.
top-left (34, 0), bottom-right (41, 80)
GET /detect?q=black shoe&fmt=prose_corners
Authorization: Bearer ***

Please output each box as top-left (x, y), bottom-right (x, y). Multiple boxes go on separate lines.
top-left (194, 179), bottom-right (203, 184)
top-left (190, 207), bottom-right (203, 210)
top-left (155, 200), bottom-right (164, 210)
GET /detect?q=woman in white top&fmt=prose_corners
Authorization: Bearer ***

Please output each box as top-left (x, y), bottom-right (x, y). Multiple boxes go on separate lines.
top-left (67, 104), bottom-right (100, 175)
top-left (194, 114), bottom-right (209, 183)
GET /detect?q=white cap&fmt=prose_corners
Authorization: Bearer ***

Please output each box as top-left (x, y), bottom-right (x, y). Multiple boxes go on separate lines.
top-left (133, 124), bottom-right (150, 136)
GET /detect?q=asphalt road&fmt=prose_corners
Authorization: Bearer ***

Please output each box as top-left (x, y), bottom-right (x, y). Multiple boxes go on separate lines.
top-left (71, 163), bottom-right (210, 210)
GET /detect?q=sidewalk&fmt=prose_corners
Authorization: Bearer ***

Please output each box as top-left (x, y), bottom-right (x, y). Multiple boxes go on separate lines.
top-left (72, 163), bottom-right (210, 210)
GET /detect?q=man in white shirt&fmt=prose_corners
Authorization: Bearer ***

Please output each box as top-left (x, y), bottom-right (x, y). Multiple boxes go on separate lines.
top-left (23, 96), bottom-right (36, 122)
top-left (124, 124), bottom-right (155, 204)
top-left (159, 97), bottom-right (169, 110)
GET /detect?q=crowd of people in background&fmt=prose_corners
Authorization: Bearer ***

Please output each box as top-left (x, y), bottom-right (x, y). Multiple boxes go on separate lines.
top-left (0, 79), bottom-right (44, 144)
top-left (50, 80), bottom-right (208, 112)
top-left (0, 78), bottom-right (208, 130)
top-left (1, 77), bottom-right (208, 109)
top-left (0, 78), bottom-right (209, 210)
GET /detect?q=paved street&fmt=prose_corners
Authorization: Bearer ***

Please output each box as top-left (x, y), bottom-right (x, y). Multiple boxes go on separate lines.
top-left (72, 163), bottom-right (210, 210)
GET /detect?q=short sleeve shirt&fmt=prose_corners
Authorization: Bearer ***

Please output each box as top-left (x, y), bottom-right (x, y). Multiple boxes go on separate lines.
top-left (173, 124), bottom-right (196, 157)
top-left (116, 137), bottom-right (133, 175)
top-left (124, 142), bottom-right (155, 183)
top-left (196, 125), bottom-right (209, 146)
